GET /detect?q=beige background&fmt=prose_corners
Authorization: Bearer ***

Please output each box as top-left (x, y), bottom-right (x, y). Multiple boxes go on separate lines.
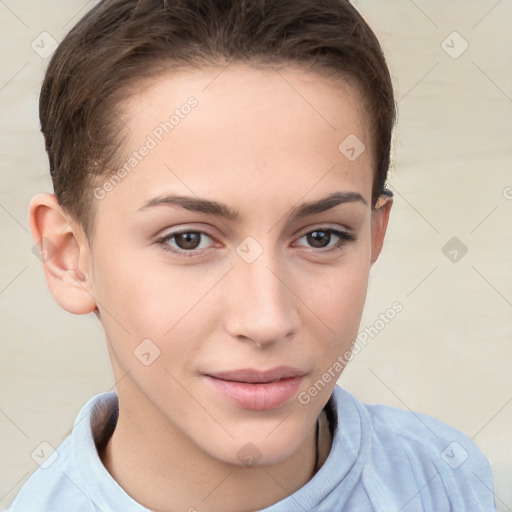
top-left (1, 0), bottom-right (511, 510)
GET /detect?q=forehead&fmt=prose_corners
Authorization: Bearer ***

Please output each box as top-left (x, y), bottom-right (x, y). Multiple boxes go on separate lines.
top-left (122, 62), bottom-right (371, 146)
top-left (98, 63), bottom-right (374, 216)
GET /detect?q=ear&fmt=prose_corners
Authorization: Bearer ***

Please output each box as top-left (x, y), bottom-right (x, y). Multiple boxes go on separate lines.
top-left (28, 193), bottom-right (97, 315)
top-left (370, 194), bottom-right (393, 265)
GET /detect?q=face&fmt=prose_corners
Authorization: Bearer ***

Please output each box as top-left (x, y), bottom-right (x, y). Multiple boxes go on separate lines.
top-left (82, 64), bottom-right (390, 466)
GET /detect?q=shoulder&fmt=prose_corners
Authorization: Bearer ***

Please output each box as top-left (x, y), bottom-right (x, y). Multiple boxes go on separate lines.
top-left (5, 435), bottom-right (96, 512)
top-left (364, 397), bottom-right (489, 469)
top-left (6, 392), bottom-right (117, 512)
top-left (331, 386), bottom-right (497, 511)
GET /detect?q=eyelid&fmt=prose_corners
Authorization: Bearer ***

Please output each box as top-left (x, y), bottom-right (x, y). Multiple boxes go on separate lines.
top-left (293, 226), bottom-right (355, 248)
top-left (159, 227), bottom-right (214, 238)
top-left (155, 225), bottom-right (218, 243)
top-left (293, 223), bottom-right (354, 242)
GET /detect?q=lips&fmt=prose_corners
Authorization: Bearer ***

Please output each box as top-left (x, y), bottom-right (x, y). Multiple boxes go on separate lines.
top-left (203, 367), bottom-right (307, 410)
top-left (207, 367), bottom-right (307, 384)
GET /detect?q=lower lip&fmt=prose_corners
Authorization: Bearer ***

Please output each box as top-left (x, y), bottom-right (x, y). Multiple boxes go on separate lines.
top-left (204, 375), bottom-right (304, 410)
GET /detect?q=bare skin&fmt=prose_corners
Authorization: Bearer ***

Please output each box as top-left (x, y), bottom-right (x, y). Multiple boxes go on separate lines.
top-left (29, 63), bottom-right (392, 512)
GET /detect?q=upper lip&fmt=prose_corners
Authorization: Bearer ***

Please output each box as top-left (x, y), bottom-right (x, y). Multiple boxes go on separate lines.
top-left (205, 367), bottom-right (307, 383)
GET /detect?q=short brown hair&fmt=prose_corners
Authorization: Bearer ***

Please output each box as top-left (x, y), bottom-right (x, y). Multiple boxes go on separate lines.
top-left (40, 0), bottom-right (396, 239)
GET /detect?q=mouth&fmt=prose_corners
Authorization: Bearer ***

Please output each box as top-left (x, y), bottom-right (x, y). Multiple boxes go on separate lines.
top-left (206, 367), bottom-right (307, 384)
top-left (203, 367), bottom-right (307, 410)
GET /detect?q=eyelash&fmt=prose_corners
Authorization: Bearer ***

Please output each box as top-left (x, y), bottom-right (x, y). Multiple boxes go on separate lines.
top-left (155, 227), bottom-right (356, 258)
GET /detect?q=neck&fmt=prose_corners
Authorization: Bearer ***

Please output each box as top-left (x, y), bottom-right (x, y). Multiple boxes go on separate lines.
top-left (99, 382), bottom-right (322, 512)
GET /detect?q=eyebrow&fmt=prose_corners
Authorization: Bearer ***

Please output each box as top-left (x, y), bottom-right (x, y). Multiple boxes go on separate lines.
top-left (137, 191), bottom-right (367, 222)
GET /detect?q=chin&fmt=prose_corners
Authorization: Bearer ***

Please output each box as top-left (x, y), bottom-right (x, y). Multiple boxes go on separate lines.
top-left (196, 419), bottom-right (309, 468)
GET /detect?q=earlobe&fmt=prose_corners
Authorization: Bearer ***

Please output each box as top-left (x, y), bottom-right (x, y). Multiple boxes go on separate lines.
top-left (28, 193), bottom-right (97, 315)
top-left (370, 195), bottom-right (393, 265)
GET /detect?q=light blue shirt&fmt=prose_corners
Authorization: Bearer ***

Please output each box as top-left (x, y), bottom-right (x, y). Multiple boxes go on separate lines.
top-left (7, 385), bottom-right (497, 511)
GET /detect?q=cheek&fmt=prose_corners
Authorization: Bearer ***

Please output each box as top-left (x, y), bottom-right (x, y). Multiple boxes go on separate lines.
top-left (296, 241), bottom-right (371, 356)
top-left (92, 242), bottom-right (189, 330)
top-left (308, 267), bottom-right (368, 339)
top-left (90, 244), bottom-right (223, 367)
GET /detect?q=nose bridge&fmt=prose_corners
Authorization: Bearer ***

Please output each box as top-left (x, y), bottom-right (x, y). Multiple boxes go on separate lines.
top-left (226, 241), bottom-right (298, 344)
top-left (243, 252), bottom-right (284, 309)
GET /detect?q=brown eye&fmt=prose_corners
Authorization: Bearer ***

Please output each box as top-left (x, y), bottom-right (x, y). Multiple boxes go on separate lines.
top-left (157, 230), bottom-right (215, 256)
top-left (174, 232), bottom-right (202, 250)
top-left (307, 230), bottom-right (332, 249)
top-left (294, 227), bottom-right (355, 253)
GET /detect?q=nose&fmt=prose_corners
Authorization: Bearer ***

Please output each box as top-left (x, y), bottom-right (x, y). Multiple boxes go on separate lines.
top-left (224, 249), bottom-right (299, 348)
